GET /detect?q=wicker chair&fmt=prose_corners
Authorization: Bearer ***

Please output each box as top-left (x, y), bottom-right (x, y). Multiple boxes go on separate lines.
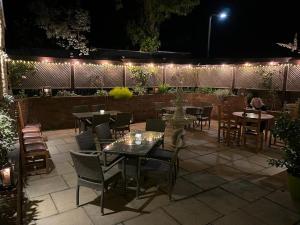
top-left (136, 129), bottom-right (185, 199)
top-left (72, 105), bottom-right (89, 133)
top-left (91, 104), bottom-right (106, 112)
top-left (75, 129), bottom-right (97, 151)
top-left (111, 112), bottom-right (132, 138)
top-left (70, 151), bottom-right (124, 215)
top-left (95, 123), bottom-right (120, 166)
top-left (197, 106), bottom-right (213, 130)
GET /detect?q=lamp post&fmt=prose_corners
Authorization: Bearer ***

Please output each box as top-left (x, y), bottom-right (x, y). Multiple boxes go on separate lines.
top-left (207, 11), bottom-right (228, 58)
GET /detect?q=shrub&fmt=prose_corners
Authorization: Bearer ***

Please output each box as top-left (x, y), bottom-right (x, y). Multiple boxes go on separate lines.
top-left (56, 90), bottom-right (78, 96)
top-left (109, 87), bottom-right (133, 99)
top-left (214, 89), bottom-right (233, 101)
top-left (158, 84), bottom-right (169, 94)
top-left (196, 87), bottom-right (215, 94)
top-left (0, 110), bottom-right (16, 167)
top-left (95, 89), bottom-right (108, 96)
top-left (132, 86), bottom-right (146, 95)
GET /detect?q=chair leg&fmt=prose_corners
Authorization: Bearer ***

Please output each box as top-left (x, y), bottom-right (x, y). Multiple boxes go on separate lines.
top-left (100, 188), bottom-right (104, 215)
top-left (217, 127), bottom-right (221, 142)
top-left (200, 120), bottom-right (203, 131)
top-left (76, 185), bottom-right (80, 206)
top-left (208, 119), bottom-right (211, 129)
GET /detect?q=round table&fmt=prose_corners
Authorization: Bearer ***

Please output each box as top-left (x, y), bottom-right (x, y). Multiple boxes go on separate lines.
top-left (232, 112), bottom-right (274, 120)
top-left (232, 111), bottom-right (274, 141)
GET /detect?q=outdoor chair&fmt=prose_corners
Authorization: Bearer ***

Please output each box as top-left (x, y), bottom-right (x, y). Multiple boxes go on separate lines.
top-left (145, 118), bottom-right (166, 148)
top-left (95, 123), bottom-right (120, 166)
top-left (217, 104), bottom-right (241, 146)
top-left (70, 151), bottom-right (125, 215)
top-left (75, 129), bottom-right (97, 151)
top-left (136, 129), bottom-right (185, 199)
top-left (185, 107), bottom-right (201, 128)
top-left (197, 106), bottom-right (213, 130)
top-left (267, 110), bottom-right (284, 147)
top-left (111, 112), bottom-right (132, 138)
top-left (91, 104), bottom-right (106, 112)
top-left (91, 114), bottom-right (110, 131)
top-left (242, 109), bottom-right (264, 152)
top-left (72, 105), bottom-right (90, 133)
top-left (153, 102), bottom-right (167, 118)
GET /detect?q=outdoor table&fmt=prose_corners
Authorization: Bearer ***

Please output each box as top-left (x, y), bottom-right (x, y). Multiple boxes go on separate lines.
top-left (232, 111), bottom-right (274, 141)
top-left (103, 131), bottom-right (164, 197)
top-left (162, 106), bottom-right (203, 113)
top-left (72, 110), bottom-right (121, 120)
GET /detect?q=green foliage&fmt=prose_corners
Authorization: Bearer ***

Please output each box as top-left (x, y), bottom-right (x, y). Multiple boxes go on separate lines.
top-left (128, 66), bottom-right (156, 87)
top-left (132, 86), bottom-right (147, 95)
top-left (56, 90), bottom-right (78, 97)
top-left (158, 84), bottom-right (169, 94)
top-left (95, 89), bottom-right (108, 96)
top-left (214, 89), bottom-right (233, 101)
top-left (109, 87), bottom-right (133, 99)
top-left (268, 113), bottom-right (300, 176)
top-left (15, 90), bottom-right (27, 99)
top-left (8, 62), bottom-right (36, 88)
top-left (117, 0), bottom-right (200, 52)
top-left (196, 87), bottom-right (215, 94)
top-left (31, 1), bottom-right (91, 56)
top-left (0, 110), bottom-right (16, 167)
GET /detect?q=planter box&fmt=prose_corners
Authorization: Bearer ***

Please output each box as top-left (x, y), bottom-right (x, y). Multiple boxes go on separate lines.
top-left (18, 94), bottom-right (246, 130)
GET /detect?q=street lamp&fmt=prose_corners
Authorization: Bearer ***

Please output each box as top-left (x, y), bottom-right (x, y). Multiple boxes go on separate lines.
top-left (207, 11), bottom-right (228, 57)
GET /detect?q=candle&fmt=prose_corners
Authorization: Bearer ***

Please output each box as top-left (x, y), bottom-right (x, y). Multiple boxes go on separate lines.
top-left (100, 110), bottom-right (105, 114)
top-left (1, 167), bottom-right (11, 187)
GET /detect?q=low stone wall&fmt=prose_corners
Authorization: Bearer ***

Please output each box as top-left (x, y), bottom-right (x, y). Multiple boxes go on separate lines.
top-left (18, 94), bottom-right (246, 130)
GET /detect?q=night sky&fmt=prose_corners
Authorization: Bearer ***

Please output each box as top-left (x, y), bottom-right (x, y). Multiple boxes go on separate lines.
top-left (4, 0), bottom-right (300, 58)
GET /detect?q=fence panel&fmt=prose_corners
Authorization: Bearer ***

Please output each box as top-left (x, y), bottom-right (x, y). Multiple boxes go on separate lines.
top-left (19, 63), bottom-right (71, 89)
top-left (197, 67), bottom-right (233, 88)
top-left (74, 64), bottom-right (123, 88)
top-left (235, 65), bottom-right (284, 90)
top-left (165, 66), bottom-right (198, 87)
top-left (286, 65), bottom-right (300, 91)
top-left (125, 66), bottom-right (163, 87)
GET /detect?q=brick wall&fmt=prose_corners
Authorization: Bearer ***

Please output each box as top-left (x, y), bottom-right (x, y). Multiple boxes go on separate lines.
top-left (18, 94), bottom-right (246, 130)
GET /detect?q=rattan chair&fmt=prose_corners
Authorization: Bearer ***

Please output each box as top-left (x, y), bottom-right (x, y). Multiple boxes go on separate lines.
top-left (136, 129), bottom-right (185, 199)
top-left (145, 118), bottom-right (166, 148)
top-left (75, 129), bottom-right (97, 151)
top-left (70, 151), bottom-right (124, 215)
top-left (91, 104), bottom-right (106, 112)
top-left (111, 112), bottom-right (132, 138)
top-left (197, 106), bottom-right (213, 130)
top-left (72, 105), bottom-right (89, 133)
top-left (95, 123), bottom-right (120, 166)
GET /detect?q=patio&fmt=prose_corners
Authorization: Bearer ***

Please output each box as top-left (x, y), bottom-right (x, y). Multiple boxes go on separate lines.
top-left (23, 121), bottom-right (300, 225)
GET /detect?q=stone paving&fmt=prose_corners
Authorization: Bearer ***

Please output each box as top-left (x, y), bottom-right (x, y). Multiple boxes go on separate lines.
top-left (24, 121), bottom-right (300, 225)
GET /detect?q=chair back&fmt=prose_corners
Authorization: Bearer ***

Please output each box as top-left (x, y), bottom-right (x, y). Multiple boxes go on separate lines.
top-left (72, 105), bottom-right (89, 113)
top-left (115, 112), bottom-right (132, 127)
top-left (186, 107), bottom-right (201, 116)
top-left (70, 151), bottom-right (104, 182)
top-left (145, 119), bottom-right (166, 132)
top-left (91, 104), bottom-right (106, 112)
top-left (95, 122), bottom-right (113, 140)
top-left (75, 129), bottom-right (96, 150)
top-left (92, 114), bottom-right (110, 129)
top-left (202, 106), bottom-right (213, 117)
top-left (242, 108), bottom-right (261, 132)
top-left (171, 129), bottom-right (185, 164)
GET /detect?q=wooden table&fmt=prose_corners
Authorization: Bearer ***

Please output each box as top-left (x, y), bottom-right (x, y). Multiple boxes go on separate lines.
top-left (103, 131), bottom-right (164, 197)
top-left (232, 111), bottom-right (274, 141)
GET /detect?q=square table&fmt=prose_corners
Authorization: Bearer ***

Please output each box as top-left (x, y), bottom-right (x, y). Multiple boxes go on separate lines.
top-left (103, 131), bottom-right (164, 197)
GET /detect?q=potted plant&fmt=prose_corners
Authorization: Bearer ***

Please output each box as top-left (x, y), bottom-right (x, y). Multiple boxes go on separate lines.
top-left (268, 112), bottom-right (300, 201)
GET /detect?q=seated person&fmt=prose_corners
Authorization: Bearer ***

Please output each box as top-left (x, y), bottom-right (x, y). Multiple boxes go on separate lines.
top-left (250, 95), bottom-right (266, 111)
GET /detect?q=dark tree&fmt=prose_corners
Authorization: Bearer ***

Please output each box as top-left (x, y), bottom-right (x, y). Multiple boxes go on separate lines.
top-left (117, 0), bottom-right (200, 52)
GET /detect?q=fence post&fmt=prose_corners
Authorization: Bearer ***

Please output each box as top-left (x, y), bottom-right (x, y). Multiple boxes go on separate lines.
top-left (282, 63), bottom-right (289, 104)
top-left (70, 64), bottom-right (75, 91)
top-left (123, 65), bottom-right (126, 87)
top-left (231, 66), bottom-right (236, 91)
top-left (162, 65), bottom-right (166, 85)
